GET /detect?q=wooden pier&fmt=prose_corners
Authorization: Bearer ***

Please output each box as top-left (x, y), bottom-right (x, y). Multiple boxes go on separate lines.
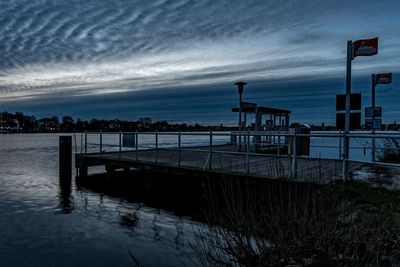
top-left (76, 144), bottom-right (367, 183)
top-left (73, 131), bottom-right (400, 189)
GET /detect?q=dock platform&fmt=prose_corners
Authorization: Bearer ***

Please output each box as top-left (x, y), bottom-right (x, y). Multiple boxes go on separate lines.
top-left (73, 131), bottom-right (400, 189)
top-left (76, 145), bottom-right (366, 183)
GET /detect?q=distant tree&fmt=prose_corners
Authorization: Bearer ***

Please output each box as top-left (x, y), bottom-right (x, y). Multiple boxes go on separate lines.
top-left (51, 116), bottom-right (59, 124)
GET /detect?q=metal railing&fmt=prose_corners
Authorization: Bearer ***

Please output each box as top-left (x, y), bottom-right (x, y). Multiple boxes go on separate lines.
top-left (78, 130), bottom-right (400, 181)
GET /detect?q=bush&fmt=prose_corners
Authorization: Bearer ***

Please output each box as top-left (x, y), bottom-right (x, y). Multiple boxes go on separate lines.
top-left (378, 138), bottom-right (400, 163)
top-left (191, 178), bottom-right (400, 266)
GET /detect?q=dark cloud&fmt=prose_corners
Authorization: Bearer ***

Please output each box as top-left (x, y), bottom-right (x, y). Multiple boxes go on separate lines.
top-left (0, 0), bottom-right (399, 124)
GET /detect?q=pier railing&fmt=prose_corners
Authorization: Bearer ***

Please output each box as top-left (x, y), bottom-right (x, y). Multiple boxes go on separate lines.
top-left (77, 130), bottom-right (400, 181)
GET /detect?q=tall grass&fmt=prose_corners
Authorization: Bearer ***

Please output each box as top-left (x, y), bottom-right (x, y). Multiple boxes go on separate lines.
top-left (378, 138), bottom-right (400, 163)
top-left (191, 176), bottom-right (400, 266)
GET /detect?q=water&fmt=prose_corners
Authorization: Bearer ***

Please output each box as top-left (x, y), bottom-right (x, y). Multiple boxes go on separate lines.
top-left (0, 134), bottom-right (200, 267)
top-left (1, 132), bottom-right (397, 266)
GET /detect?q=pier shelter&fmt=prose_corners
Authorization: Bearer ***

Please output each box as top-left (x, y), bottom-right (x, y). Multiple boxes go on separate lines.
top-left (232, 104), bottom-right (291, 152)
top-left (232, 104), bottom-right (291, 131)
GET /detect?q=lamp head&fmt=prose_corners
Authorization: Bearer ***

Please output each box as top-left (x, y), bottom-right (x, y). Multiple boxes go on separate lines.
top-left (235, 81), bottom-right (247, 95)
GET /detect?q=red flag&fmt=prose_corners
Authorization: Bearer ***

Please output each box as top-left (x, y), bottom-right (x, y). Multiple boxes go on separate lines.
top-left (376, 73), bottom-right (392, 84)
top-left (353, 37), bottom-right (378, 57)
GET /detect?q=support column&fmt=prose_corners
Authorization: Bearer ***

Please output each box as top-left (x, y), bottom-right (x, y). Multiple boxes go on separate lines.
top-left (59, 136), bottom-right (72, 181)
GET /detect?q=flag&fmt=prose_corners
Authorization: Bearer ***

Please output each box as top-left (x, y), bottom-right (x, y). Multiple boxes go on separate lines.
top-left (353, 37), bottom-right (378, 57)
top-left (376, 73), bottom-right (392, 84)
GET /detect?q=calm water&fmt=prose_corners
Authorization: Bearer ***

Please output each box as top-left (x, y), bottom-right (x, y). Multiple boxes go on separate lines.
top-left (0, 132), bottom-right (394, 266)
top-left (0, 134), bottom-right (200, 267)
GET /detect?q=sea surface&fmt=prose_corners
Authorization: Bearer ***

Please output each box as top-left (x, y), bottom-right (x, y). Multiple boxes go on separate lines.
top-left (0, 133), bottom-right (201, 267)
top-left (0, 132), bottom-right (396, 266)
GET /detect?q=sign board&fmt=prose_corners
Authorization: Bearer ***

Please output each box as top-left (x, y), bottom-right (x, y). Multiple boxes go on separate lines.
top-left (336, 112), bottom-right (361, 130)
top-left (241, 101), bottom-right (257, 108)
top-left (336, 93), bottom-right (362, 111)
top-left (373, 119), bottom-right (382, 130)
top-left (122, 133), bottom-right (136, 147)
top-left (365, 119), bottom-right (382, 130)
top-left (353, 37), bottom-right (378, 57)
top-left (365, 106), bottom-right (382, 118)
top-left (376, 73), bottom-right (392, 84)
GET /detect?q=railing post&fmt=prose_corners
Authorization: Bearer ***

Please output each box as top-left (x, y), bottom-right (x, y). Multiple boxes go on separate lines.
top-left (80, 132), bottom-right (83, 155)
top-left (135, 130), bottom-right (138, 161)
top-left (246, 131), bottom-right (250, 174)
top-left (99, 130), bottom-right (103, 158)
top-left (277, 131), bottom-right (281, 156)
top-left (339, 130), bottom-right (342, 159)
top-left (84, 131), bottom-right (87, 155)
top-left (342, 131), bottom-right (348, 180)
top-left (119, 131), bottom-right (122, 159)
top-left (178, 131), bottom-right (181, 167)
top-left (209, 131), bottom-right (212, 170)
top-left (372, 130), bottom-right (376, 162)
top-left (155, 131), bottom-right (158, 163)
top-left (290, 131), bottom-right (297, 179)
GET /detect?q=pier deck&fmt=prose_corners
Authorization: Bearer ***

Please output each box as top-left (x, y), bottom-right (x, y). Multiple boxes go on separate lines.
top-left (73, 131), bottom-right (400, 189)
top-left (75, 145), bottom-right (374, 183)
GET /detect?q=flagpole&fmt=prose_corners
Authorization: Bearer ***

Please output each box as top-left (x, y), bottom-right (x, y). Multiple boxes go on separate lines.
top-left (371, 74), bottom-right (376, 162)
top-left (343, 40), bottom-right (353, 181)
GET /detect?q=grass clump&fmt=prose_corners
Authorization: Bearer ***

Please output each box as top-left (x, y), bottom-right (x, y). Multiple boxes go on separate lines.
top-left (191, 177), bottom-right (400, 266)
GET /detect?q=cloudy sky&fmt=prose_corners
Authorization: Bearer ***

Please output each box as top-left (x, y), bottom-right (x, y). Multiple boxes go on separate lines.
top-left (0, 0), bottom-right (399, 125)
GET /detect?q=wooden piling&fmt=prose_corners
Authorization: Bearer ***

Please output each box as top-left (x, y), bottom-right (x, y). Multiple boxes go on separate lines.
top-left (59, 136), bottom-right (72, 181)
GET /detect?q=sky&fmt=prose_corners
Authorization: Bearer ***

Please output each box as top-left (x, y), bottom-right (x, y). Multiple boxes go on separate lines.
top-left (0, 0), bottom-right (399, 125)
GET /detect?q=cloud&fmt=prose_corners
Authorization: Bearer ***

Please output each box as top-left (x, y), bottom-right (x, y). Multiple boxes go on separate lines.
top-left (0, 0), bottom-right (399, 123)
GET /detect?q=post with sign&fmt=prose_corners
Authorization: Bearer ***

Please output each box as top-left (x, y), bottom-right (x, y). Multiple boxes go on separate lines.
top-left (371, 74), bottom-right (376, 162)
top-left (343, 37), bottom-right (378, 180)
top-left (370, 72), bottom-right (392, 161)
top-left (343, 40), bottom-right (352, 181)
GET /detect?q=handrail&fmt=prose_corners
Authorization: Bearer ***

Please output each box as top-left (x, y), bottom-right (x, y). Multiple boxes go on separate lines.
top-left (80, 130), bottom-right (400, 182)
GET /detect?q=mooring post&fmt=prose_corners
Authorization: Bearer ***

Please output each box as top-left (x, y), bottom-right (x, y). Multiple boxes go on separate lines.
top-left (246, 131), bottom-right (250, 174)
top-left (290, 131), bottom-right (297, 179)
top-left (209, 131), bottom-right (213, 170)
top-left (119, 131), bottom-right (122, 160)
top-left (99, 130), bottom-right (103, 158)
top-left (59, 136), bottom-right (72, 181)
top-left (178, 131), bottom-right (181, 167)
top-left (135, 130), bottom-right (139, 161)
top-left (155, 131), bottom-right (158, 164)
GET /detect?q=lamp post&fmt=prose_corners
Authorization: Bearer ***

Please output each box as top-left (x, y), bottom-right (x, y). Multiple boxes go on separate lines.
top-left (235, 81), bottom-right (246, 151)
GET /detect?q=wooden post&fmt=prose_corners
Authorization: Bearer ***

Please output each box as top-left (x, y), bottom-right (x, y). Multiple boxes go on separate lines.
top-left (59, 136), bottom-right (72, 181)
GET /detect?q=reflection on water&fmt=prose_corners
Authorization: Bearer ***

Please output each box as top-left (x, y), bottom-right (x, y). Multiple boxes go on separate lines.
top-left (0, 134), bottom-right (200, 266)
top-left (58, 173), bottom-right (73, 214)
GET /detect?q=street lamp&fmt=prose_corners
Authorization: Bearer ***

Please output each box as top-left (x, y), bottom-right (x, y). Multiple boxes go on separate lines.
top-left (235, 81), bottom-right (247, 150)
